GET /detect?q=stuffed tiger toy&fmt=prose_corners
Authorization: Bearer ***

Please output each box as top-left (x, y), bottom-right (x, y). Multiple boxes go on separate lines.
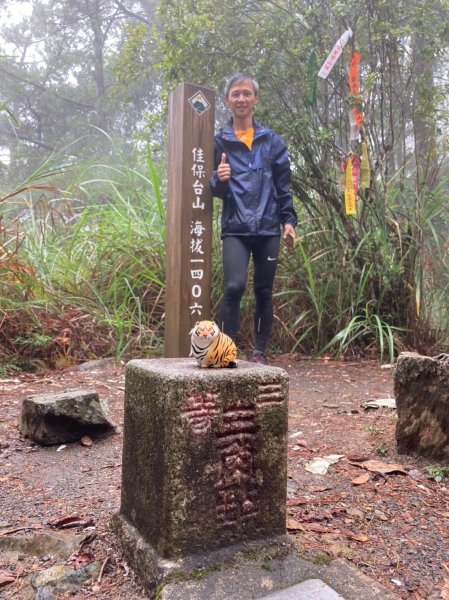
top-left (190, 320), bottom-right (237, 368)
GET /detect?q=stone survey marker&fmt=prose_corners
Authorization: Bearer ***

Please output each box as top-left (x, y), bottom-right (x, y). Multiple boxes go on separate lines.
top-left (113, 358), bottom-right (288, 591)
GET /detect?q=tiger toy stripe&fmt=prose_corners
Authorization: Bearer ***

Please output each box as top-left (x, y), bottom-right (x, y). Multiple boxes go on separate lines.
top-left (190, 320), bottom-right (237, 368)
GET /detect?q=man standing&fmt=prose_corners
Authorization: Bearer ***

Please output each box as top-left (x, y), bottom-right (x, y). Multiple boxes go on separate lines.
top-left (210, 73), bottom-right (297, 364)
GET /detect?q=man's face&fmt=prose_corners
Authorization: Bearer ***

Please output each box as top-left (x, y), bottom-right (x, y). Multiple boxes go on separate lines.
top-left (225, 80), bottom-right (258, 121)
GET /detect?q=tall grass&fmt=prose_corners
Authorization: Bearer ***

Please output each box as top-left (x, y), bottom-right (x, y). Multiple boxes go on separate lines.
top-left (1, 140), bottom-right (449, 369)
top-left (271, 175), bottom-right (449, 361)
top-left (1, 140), bottom-right (167, 367)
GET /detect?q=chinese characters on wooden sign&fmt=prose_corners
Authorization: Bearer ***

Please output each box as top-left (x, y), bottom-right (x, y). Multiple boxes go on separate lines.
top-left (189, 147), bottom-right (207, 317)
top-left (165, 84), bottom-right (215, 357)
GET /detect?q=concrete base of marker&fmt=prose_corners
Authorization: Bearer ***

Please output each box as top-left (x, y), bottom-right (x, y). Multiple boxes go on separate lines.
top-left (110, 515), bottom-right (290, 598)
top-left (155, 542), bottom-right (401, 600)
top-left (109, 517), bottom-right (400, 599)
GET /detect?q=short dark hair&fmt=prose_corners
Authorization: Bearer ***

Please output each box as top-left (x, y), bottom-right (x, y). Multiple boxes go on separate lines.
top-left (224, 73), bottom-right (259, 98)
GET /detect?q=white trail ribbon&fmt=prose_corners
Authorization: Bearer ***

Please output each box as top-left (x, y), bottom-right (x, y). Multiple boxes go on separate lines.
top-left (318, 29), bottom-right (353, 79)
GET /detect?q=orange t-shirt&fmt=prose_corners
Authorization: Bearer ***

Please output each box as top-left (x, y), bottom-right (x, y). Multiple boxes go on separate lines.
top-left (235, 128), bottom-right (254, 150)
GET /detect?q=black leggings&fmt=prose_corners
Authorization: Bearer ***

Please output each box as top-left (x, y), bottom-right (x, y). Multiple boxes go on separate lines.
top-left (219, 235), bottom-right (280, 352)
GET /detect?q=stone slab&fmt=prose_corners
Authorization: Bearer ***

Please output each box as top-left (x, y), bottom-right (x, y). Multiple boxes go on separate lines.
top-left (258, 579), bottom-right (344, 599)
top-left (158, 544), bottom-right (400, 600)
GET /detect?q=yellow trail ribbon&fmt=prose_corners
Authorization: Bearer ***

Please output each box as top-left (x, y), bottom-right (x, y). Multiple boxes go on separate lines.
top-left (360, 142), bottom-right (371, 188)
top-left (345, 156), bottom-right (356, 215)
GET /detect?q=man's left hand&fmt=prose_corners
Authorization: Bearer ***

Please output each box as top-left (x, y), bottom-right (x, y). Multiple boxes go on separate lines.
top-left (283, 224), bottom-right (296, 242)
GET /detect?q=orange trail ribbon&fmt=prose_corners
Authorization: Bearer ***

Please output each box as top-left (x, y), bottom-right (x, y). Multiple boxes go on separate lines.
top-left (349, 51), bottom-right (363, 129)
top-left (344, 156), bottom-right (356, 215)
top-left (353, 107), bottom-right (363, 128)
top-left (360, 142), bottom-right (371, 188)
top-left (349, 52), bottom-right (360, 95)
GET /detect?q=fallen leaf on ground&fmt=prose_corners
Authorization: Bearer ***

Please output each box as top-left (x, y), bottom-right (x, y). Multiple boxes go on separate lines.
top-left (362, 398), bottom-right (396, 410)
top-left (345, 531), bottom-right (369, 542)
top-left (352, 472), bottom-right (370, 485)
top-left (287, 519), bottom-right (334, 534)
top-left (289, 431), bottom-right (303, 438)
top-left (297, 523), bottom-right (333, 533)
top-left (0, 572), bottom-right (15, 586)
top-left (286, 518), bottom-right (302, 531)
top-left (347, 454), bottom-right (369, 462)
top-left (358, 460), bottom-right (407, 475)
top-left (346, 507), bottom-right (365, 519)
top-left (309, 485), bottom-right (333, 493)
top-left (305, 455), bottom-right (345, 475)
top-left (292, 440), bottom-right (308, 449)
top-left (400, 511), bottom-right (413, 524)
top-left (374, 510), bottom-right (389, 521)
top-left (327, 541), bottom-right (355, 558)
top-left (295, 510), bottom-right (330, 523)
top-left (80, 436), bottom-right (93, 447)
top-left (440, 579), bottom-right (449, 599)
top-left (51, 515), bottom-right (95, 529)
top-left (287, 496), bottom-right (310, 506)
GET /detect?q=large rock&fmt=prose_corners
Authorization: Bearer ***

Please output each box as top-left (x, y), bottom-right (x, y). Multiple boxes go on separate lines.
top-left (0, 532), bottom-right (87, 558)
top-left (112, 358), bottom-right (289, 595)
top-left (31, 562), bottom-right (101, 598)
top-left (394, 352), bottom-right (449, 459)
top-left (19, 389), bottom-right (116, 445)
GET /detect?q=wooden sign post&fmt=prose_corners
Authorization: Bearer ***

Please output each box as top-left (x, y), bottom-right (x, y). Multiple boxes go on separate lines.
top-left (164, 83), bottom-right (216, 357)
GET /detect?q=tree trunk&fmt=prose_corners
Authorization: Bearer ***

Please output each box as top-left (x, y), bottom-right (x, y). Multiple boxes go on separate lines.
top-left (412, 34), bottom-right (438, 190)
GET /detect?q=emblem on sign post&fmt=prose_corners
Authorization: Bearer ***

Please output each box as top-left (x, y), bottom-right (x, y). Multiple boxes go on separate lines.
top-left (189, 91), bottom-right (210, 115)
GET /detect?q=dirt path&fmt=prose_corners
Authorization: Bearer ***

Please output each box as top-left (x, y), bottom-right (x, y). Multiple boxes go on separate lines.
top-left (0, 357), bottom-right (448, 599)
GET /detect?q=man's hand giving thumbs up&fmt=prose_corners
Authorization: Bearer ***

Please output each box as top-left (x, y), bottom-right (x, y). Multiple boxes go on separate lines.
top-left (217, 152), bottom-right (231, 182)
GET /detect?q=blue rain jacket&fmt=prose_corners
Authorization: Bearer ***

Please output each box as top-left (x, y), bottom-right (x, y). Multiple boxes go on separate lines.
top-left (209, 119), bottom-right (297, 238)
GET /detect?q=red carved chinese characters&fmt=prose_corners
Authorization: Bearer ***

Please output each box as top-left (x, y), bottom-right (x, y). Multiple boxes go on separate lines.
top-left (181, 388), bottom-right (219, 434)
top-left (214, 405), bottom-right (259, 527)
top-left (182, 379), bottom-right (285, 529)
top-left (257, 381), bottom-right (283, 406)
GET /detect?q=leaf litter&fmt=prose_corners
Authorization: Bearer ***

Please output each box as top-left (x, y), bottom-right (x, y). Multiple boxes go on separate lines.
top-left (1, 358), bottom-right (448, 599)
top-left (283, 358), bottom-right (449, 599)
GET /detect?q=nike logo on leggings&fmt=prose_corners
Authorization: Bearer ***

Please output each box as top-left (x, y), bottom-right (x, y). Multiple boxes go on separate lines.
top-left (267, 256), bottom-right (277, 261)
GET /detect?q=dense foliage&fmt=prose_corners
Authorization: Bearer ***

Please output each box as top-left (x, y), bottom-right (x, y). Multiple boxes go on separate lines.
top-left (156, 0), bottom-right (449, 353)
top-left (1, 0), bottom-right (449, 370)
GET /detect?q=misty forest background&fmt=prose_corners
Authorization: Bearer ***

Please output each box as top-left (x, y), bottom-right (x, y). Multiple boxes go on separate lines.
top-left (1, 0), bottom-right (448, 372)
